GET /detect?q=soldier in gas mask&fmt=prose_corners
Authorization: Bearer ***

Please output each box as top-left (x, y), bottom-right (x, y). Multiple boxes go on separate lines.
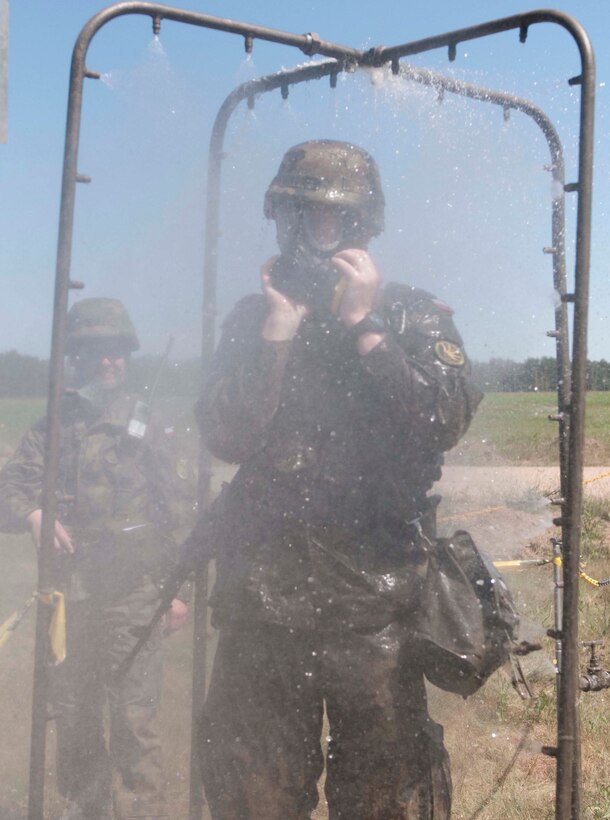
top-left (196, 141), bottom-right (482, 818)
top-left (0, 298), bottom-right (190, 820)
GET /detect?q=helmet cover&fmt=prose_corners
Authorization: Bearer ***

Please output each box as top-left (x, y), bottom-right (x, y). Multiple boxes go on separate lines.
top-left (65, 298), bottom-right (140, 355)
top-left (264, 140), bottom-right (385, 237)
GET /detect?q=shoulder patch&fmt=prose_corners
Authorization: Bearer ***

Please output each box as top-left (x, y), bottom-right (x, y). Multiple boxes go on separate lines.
top-left (434, 340), bottom-right (465, 367)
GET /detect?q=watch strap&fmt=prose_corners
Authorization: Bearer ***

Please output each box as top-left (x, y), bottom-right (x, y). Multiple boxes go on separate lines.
top-left (344, 311), bottom-right (387, 341)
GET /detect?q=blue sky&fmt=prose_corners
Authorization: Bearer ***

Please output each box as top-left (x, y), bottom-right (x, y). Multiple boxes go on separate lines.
top-left (1, 0), bottom-right (608, 362)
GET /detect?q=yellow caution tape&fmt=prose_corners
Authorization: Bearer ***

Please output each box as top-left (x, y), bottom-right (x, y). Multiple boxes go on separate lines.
top-left (0, 611), bottom-right (19, 649)
top-left (493, 555), bottom-right (610, 589)
top-left (49, 592), bottom-right (66, 664)
top-left (36, 591), bottom-right (66, 665)
top-left (579, 569), bottom-right (601, 588)
top-left (583, 469), bottom-right (610, 486)
top-left (493, 559), bottom-right (552, 569)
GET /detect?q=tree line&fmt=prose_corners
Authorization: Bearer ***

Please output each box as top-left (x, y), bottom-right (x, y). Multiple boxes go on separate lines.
top-left (0, 350), bottom-right (201, 398)
top-left (472, 357), bottom-right (610, 392)
top-left (1, 350), bottom-right (609, 397)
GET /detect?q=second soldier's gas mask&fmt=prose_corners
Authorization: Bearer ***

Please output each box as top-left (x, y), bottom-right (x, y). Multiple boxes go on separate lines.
top-left (271, 200), bottom-right (367, 312)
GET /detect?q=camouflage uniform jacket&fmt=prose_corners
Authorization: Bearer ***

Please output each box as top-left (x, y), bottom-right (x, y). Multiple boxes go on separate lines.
top-left (0, 388), bottom-right (185, 601)
top-left (198, 282), bottom-right (483, 628)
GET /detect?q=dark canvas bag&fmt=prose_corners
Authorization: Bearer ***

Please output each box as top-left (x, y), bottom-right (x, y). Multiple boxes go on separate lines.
top-left (414, 529), bottom-right (520, 696)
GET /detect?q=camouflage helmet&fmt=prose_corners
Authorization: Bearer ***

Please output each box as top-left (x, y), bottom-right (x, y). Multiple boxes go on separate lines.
top-left (264, 140), bottom-right (385, 237)
top-left (65, 298), bottom-right (139, 355)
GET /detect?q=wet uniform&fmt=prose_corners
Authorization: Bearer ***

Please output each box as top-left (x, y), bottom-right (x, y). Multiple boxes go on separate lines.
top-left (0, 387), bottom-right (187, 819)
top-left (197, 283), bottom-right (482, 819)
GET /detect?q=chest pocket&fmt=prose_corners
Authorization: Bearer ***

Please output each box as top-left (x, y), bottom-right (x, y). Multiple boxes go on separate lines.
top-left (77, 430), bottom-right (148, 523)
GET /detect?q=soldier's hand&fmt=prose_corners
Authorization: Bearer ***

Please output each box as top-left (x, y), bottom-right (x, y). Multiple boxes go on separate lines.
top-left (261, 256), bottom-right (309, 341)
top-left (26, 509), bottom-right (74, 554)
top-left (162, 598), bottom-right (188, 635)
top-left (331, 248), bottom-right (382, 327)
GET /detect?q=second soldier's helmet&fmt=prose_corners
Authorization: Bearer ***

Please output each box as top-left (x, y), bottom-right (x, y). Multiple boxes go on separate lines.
top-left (264, 140), bottom-right (385, 238)
top-left (66, 297), bottom-right (140, 355)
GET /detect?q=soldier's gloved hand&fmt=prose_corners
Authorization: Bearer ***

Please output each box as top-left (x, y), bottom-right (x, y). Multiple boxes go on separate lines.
top-left (26, 509), bottom-right (74, 554)
top-left (331, 249), bottom-right (386, 354)
top-left (161, 598), bottom-right (188, 635)
top-left (331, 248), bottom-right (381, 325)
top-left (261, 256), bottom-right (309, 341)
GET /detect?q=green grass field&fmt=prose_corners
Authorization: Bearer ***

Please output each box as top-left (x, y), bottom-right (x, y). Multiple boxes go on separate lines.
top-left (0, 399), bottom-right (46, 456)
top-left (0, 394), bottom-right (609, 818)
top-left (2, 391), bottom-right (610, 467)
top-left (450, 391), bottom-right (610, 466)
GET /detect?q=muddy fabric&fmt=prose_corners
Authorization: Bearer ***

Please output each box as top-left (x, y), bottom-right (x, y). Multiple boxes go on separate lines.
top-left (200, 620), bottom-right (451, 819)
top-left (51, 581), bottom-right (166, 819)
top-left (198, 286), bottom-right (481, 629)
top-left (196, 283), bottom-right (480, 818)
top-left (0, 387), bottom-right (189, 818)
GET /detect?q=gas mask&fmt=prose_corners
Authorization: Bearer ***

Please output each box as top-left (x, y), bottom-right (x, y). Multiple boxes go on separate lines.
top-left (271, 201), bottom-right (365, 313)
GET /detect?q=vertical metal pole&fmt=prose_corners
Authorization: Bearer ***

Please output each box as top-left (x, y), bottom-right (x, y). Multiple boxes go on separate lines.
top-left (188, 95), bottom-right (224, 819)
top-left (27, 607), bottom-right (51, 820)
top-left (555, 25), bottom-right (595, 820)
top-left (189, 564), bottom-right (207, 819)
top-left (27, 35), bottom-right (89, 820)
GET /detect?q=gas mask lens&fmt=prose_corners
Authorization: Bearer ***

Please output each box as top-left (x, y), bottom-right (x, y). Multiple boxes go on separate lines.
top-left (274, 202), bottom-right (300, 254)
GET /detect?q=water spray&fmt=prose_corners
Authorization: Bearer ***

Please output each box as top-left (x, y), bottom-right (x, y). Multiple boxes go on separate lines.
top-left (35, 6), bottom-right (595, 820)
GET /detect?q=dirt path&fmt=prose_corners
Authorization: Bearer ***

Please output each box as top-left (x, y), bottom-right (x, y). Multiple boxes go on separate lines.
top-left (438, 464), bottom-right (610, 501)
top-left (4, 465), bottom-right (607, 819)
top-left (433, 465), bottom-right (610, 560)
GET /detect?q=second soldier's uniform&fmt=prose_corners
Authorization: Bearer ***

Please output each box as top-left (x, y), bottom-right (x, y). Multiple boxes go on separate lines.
top-left (0, 299), bottom-right (190, 820)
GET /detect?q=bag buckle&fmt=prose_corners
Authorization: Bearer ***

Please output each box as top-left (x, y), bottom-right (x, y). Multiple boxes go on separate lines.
top-left (406, 515), bottom-right (434, 548)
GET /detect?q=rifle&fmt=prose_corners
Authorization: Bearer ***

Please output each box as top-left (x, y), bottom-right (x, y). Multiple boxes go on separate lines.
top-left (114, 474), bottom-right (253, 679)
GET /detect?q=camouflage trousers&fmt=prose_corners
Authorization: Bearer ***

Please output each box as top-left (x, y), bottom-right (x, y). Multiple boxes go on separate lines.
top-left (199, 620), bottom-right (451, 819)
top-left (50, 578), bottom-right (167, 819)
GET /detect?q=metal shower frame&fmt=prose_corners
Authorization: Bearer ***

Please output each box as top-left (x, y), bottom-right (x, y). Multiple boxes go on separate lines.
top-left (32, 4), bottom-right (594, 819)
top-left (204, 55), bottom-right (576, 818)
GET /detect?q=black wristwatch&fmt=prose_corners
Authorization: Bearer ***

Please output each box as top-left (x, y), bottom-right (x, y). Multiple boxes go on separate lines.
top-left (344, 311), bottom-right (387, 341)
